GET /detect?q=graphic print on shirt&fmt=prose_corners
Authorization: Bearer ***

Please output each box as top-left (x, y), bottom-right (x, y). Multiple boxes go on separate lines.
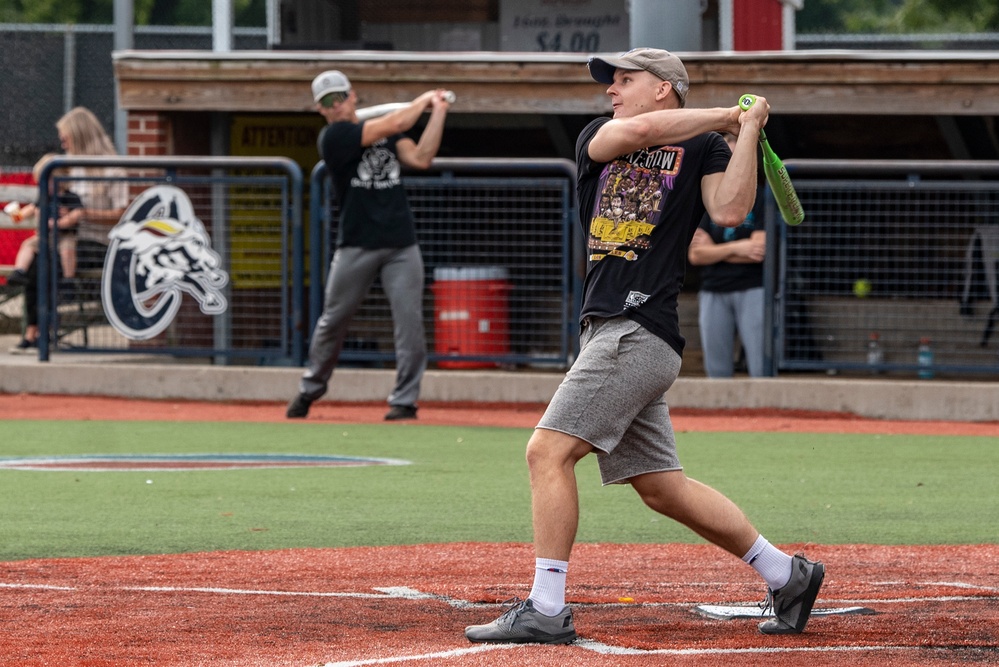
top-left (589, 146), bottom-right (683, 262)
top-left (718, 209), bottom-right (757, 242)
top-left (351, 138), bottom-right (401, 190)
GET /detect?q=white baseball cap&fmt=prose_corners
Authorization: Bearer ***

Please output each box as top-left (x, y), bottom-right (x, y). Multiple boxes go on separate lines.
top-left (311, 70), bottom-right (351, 103)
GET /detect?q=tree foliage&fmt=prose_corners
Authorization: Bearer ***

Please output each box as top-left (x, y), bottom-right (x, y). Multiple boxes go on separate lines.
top-left (798, 0), bottom-right (999, 33)
top-left (0, 0), bottom-right (265, 26)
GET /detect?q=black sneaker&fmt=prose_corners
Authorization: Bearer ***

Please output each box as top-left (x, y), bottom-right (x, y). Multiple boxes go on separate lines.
top-left (5, 269), bottom-right (29, 288)
top-left (384, 405), bottom-right (417, 421)
top-left (758, 553), bottom-right (825, 635)
top-left (9, 338), bottom-right (37, 354)
top-left (286, 393), bottom-right (314, 419)
top-left (465, 598), bottom-right (576, 645)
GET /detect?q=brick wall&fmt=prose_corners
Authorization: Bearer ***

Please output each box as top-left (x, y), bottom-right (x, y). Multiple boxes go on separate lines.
top-left (126, 112), bottom-right (171, 156)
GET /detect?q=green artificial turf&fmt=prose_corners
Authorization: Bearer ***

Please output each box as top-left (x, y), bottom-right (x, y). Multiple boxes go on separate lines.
top-left (1, 420), bottom-right (996, 560)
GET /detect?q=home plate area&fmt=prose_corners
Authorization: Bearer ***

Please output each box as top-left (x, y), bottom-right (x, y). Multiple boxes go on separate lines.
top-left (692, 603), bottom-right (875, 620)
top-left (1, 542), bottom-right (997, 666)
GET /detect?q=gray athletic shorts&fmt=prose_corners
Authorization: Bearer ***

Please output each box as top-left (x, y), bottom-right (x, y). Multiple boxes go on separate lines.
top-left (537, 316), bottom-right (683, 485)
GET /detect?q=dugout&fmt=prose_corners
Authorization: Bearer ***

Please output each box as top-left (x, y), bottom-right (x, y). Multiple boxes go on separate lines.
top-left (104, 49), bottom-right (999, 374)
top-left (112, 49), bottom-right (999, 164)
top-left (3, 37), bottom-right (998, 374)
top-left (3, 48), bottom-right (998, 373)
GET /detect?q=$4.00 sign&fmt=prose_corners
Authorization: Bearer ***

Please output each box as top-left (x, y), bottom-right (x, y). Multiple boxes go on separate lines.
top-left (499, 0), bottom-right (629, 53)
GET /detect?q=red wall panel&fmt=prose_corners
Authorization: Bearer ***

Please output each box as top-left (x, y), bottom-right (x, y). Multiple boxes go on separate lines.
top-left (733, 0), bottom-right (783, 51)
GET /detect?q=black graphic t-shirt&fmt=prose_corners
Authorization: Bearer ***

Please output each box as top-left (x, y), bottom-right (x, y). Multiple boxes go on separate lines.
top-left (319, 121), bottom-right (417, 249)
top-left (696, 197), bottom-right (764, 293)
top-left (575, 116), bottom-right (729, 355)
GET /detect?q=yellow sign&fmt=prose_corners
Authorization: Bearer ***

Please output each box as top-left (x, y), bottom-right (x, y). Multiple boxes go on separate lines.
top-left (228, 115), bottom-right (325, 288)
top-left (230, 115), bottom-right (324, 164)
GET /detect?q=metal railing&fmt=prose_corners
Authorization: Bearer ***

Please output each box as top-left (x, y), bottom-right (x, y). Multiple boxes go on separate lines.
top-left (0, 24), bottom-right (268, 165)
top-left (25, 154), bottom-right (999, 380)
top-left (25, 155), bottom-right (579, 369)
top-left (35, 155), bottom-right (303, 363)
top-left (309, 157), bottom-right (580, 369)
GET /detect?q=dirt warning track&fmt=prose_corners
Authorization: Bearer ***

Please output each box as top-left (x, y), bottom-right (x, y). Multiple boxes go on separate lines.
top-left (4, 394), bottom-right (999, 436)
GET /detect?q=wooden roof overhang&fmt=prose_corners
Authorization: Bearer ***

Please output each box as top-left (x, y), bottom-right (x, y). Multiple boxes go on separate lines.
top-left (113, 49), bottom-right (999, 117)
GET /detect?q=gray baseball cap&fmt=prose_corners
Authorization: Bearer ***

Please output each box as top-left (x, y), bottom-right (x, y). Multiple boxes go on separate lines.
top-left (311, 70), bottom-right (351, 102)
top-left (587, 48), bottom-right (689, 107)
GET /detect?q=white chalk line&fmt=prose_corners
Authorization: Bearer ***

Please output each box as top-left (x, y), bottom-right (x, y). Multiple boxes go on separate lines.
top-left (4, 580), bottom-right (997, 607)
top-left (924, 581), bottom-right (999, 592)
top-left (124, 585), bottom-right (386, 598)
top-left (320, 643), bottom-right (523, 667)
top-left (573, 640), bottom-right (925, 656)
top-left (873, 580), bottom-right (999, 592)
top-left (2, 580), bottom-right (995, 664)
top-left (314, 639), bottom-right (937, 666)
top-left (0, 582), bottom-right (76, 591)
top-left (14, 581), bottom-right (995, 609)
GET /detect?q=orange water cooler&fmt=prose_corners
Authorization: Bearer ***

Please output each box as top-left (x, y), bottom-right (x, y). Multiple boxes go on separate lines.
top-left (431, 266), bottom-right (510, 369)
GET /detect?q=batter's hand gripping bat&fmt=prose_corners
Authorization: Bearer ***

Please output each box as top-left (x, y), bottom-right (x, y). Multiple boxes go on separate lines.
top-left (355, 91), bottom-right (456, 121)
top-left (738, 94), bottom-right (805, 226)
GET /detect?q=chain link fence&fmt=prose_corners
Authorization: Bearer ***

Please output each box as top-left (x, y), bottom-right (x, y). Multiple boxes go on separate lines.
top-left (772, 161), bottom-right (999, 378)
top-left (29, 156), bottom-right (302, 362)
top-left (0, 24), bottom-right (267, 167)
top-left (15, 155), bottom-right (578, 369)
top-left (310, 158), bottom-right (579, 369)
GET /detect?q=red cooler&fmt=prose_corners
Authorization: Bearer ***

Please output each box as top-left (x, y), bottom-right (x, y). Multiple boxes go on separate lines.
top-left (432, 266), bottom-right (510, 369)
top-left (1, 172), bottom-right (35, 285)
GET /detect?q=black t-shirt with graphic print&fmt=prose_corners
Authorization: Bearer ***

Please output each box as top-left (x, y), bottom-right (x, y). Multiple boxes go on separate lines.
top-left (696, 196), bottom-right (765, 293)
top-left (319, 120), bottom-right (417, 249)
top-left (575, 116), bottom-right (730, 356)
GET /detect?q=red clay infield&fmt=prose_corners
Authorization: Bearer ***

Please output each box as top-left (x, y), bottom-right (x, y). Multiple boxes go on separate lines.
top-left (2, 394), bottom-right (998, 666)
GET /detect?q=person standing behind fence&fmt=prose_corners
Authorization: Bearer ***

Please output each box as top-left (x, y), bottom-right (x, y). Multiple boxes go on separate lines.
top-left (286, 70), bottom-right (451, 421)
top-left (9, 107), bottom-right (125, 353)
top-left (687, 132), bottom-right (766, 378)
top-left (464, 48), bottom-right (824, 646)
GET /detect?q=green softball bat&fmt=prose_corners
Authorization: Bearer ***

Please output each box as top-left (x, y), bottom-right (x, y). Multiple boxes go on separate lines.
top-left (738, 94), bottom-right (805, 226)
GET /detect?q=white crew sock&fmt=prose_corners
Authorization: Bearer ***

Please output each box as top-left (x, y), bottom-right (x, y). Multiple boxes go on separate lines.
top-left (742, 534), bottom-right (793, 591)
top-left (528, 558), bottom-right (568, 616)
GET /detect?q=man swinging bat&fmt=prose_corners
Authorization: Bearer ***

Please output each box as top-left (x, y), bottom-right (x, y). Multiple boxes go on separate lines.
top-left (286, 70), bottom-right (451, 421)
top-left (464, 48), bottom-right (825, 646)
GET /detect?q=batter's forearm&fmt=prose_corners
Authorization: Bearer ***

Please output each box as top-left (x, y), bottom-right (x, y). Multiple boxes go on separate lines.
top-left (588, 107), bottom-right (740, 164)
top-left (409, 109), bottom-right (447, 169)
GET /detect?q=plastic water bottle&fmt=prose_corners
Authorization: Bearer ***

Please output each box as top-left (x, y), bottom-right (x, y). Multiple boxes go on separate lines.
top-left (917, 337), bottom-right (934, 379)
top-left (866, 332), bottom-right (884, 373)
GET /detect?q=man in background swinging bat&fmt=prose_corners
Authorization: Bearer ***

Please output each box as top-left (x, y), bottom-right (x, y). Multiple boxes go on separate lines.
top-left (286, 71), bottom-right (451, 421)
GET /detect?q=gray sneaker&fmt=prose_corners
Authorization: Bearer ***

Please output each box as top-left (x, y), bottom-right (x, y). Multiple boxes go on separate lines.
top-left (465, 598), bottom-right (576, 644)
top-left (758, 553), bottom-right (825, 635)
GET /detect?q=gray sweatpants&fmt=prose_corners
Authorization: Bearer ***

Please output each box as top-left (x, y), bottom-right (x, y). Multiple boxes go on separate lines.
top-left (697, 286), bottom-right (765, 378)
top-left (299, 244), bottom-right (427, 407)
